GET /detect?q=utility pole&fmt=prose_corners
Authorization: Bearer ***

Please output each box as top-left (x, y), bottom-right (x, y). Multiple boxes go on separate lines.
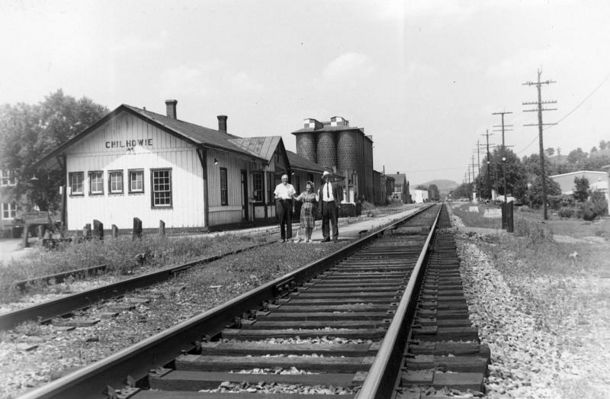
top-left (523, 69), bottom-right (557, 220)
top-left (480, 129), bottom-right (494, 200)
top-left (492, 111), bottom-right (513, 207)
top-left (476, 140), bottom-right (481, 175)
top-left (471, 154), bottom-right (477, 202)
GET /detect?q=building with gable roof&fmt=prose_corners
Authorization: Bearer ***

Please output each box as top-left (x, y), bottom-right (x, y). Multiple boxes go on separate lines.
top-left (36, 100), bottom-right (304, 230)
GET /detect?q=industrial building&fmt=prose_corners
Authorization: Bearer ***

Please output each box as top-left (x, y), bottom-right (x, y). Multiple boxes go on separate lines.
top-left (292, 117), bottom-right (374, 203)
top-left (549, 170), bottom-right (609, 207)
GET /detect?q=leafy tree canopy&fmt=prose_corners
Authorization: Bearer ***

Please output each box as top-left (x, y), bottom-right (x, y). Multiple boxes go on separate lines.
top-left (0, 90), bottom-right (108, 211)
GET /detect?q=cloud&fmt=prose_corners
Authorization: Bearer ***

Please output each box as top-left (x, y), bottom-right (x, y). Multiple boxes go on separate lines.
top-left (159, 65), bottom-right (209, 97)
top-left (231, 71), bottom-right (264, 92)
top-left (322, 52), bottom-right (374, 81)
top-left (111, 30), bottom-right (168, 54)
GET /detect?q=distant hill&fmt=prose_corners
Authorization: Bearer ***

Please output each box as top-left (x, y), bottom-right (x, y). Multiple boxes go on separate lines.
top-left (421, 179), bottom-right (458, 191)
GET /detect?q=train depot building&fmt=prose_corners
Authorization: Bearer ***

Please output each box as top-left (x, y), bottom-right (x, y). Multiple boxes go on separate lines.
top-left (37, 100), bottom-right (320, 231)
top-left (37, 100), bottom-right (408, 232)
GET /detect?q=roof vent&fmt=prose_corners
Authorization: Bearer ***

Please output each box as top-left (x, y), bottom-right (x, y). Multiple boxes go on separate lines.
top-left (330, 116), bottom-right (349, 127)
top-left (304, 118), bottom-right (321, 129)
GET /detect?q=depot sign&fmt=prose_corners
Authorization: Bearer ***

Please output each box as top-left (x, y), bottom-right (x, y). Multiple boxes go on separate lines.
top-left (105, 138), bottom-right (153, 149)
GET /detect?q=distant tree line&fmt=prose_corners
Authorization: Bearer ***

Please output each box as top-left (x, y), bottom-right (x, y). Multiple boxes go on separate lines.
top-left (449, 143), bottom-right (610, 219)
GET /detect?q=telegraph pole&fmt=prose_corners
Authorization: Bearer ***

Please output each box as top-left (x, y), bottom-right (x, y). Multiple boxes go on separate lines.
top-left (471, 154), bottom-right (477, 202)
top-left (476, 140), bottom-right (481, 175)
top-left (523, 69), bottom-right (557, 220)
top-left (492, 111), bottom-right (513, 207)
top-left (480, 129), bottom-right (494, 199)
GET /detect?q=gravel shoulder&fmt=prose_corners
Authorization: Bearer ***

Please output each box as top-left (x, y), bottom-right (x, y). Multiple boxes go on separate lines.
top-left (452, 212), bottom-right (610, 399)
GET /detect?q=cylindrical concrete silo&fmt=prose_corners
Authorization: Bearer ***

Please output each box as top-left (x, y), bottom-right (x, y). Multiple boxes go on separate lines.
top-left (337, 130), bottom-right (359, 173)
top-left (295, 132), bottom-right (317, 163)
top-left (316, 131), bottom-right (337, 170)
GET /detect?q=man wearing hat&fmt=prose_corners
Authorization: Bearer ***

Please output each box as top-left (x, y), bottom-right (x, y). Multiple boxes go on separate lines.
top-left (273, 174), bottom-right (296, 242)
top-left (317, 171), bottom-right (341, 242)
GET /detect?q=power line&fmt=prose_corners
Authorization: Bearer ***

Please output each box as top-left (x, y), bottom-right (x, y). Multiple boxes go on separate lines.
top-left (517, 72), bottom-right (610, 155)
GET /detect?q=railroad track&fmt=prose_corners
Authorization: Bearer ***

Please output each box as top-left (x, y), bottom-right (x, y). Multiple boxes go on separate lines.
top-left (0, 241), bottom-right (274, 331)
top-left (20, 204), bottom-right (489, 399)
top-left (0, 208), bottom-right (417, 332)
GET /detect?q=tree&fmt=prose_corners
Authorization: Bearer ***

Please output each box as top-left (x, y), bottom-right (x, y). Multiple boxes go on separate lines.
top-left (475, 148), bottom-right (527, 201)
top-left (545, 147), bottom-right (555, 156)
top-left (0, 90), bottom-right (108, 211)
top-left (567, 147), bottom-right (588, 170)
top-left (428, 184), bottom-right (440, 201)
top-left (600, 140), bottom-right (608, 150)
top-left (450, 183), bottom-right (473, 200)
top-left (573, 176), bottom-right (589, 202)
top-left (526, 175), bottom-right (561, 208)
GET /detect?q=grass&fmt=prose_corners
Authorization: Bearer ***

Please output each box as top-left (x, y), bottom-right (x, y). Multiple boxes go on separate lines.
top-left (449, 202), bottom-right (502, 229)
top-left (517, 208), bottom-right (610, 239)
top-left (0, 234), bottom-right (268, 303)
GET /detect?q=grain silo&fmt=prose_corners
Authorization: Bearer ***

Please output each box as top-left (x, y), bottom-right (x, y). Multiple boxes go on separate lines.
top-left (316, 131), bottom-right (337, 170)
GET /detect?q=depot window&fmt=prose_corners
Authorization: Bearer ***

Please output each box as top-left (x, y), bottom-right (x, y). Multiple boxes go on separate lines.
top-left (89, 171), bottom-right (104, 195)
top-left (151, 168), bottom-right (172, 208)
top-left (128, 169), bottom-right (144, 194)
top-left (68, 172), bottom-right (84, 196)
top-left (109, 170), bottom-right (123, 194)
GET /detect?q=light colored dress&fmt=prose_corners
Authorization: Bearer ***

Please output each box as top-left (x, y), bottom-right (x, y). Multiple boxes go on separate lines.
top-left (296, 191), bottom-right (317, 229)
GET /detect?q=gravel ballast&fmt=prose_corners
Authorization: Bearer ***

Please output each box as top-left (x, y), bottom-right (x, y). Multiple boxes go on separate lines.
top-left (453, 210), bottom-right (610, 399)
top-left (0, 242), bottom-right (345, 399)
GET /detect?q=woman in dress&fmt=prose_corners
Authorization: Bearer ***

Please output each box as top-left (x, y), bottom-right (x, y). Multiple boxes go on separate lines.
top-left (294, 181), bottom-right (317, 243)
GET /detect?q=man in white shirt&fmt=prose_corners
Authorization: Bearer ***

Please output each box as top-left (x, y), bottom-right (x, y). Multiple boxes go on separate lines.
top-left (273, 174), bottom-right (296, 242)
top-left (316, 171), bottom-right (340, 242)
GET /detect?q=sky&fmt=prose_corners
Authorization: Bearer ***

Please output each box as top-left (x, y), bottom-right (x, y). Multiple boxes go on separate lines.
top-left (1, 0), bottom-right (609, 185)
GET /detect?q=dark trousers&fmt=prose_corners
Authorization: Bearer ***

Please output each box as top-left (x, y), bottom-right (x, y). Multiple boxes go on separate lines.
top-left (321, 200), bottom-right (338, 240)
top-left (276, 199), bottom-right (292, 239)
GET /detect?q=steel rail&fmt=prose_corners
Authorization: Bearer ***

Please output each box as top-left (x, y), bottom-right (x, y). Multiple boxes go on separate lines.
top-left (356, 204), bottom-right (442, 399)
top-left (0, 241), bottom-right (274, 331)
top-left (18, 205), bottom-right (434, 399)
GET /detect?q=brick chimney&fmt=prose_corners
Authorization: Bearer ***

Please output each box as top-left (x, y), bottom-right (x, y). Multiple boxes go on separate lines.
top-left (217, 115), bottom-right (228, 133)
top-left (165, 99), bottom-right (178, 119)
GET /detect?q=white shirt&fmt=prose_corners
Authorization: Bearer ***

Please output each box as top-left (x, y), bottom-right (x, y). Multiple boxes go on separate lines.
top-left (274, 183), bottom-right (295, 199)
top-left (322, 182), bottom-right (335, 201)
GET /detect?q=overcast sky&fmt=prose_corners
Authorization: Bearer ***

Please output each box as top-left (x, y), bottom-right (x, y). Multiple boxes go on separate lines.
top-left (1, 0), bottom-right (609, 184)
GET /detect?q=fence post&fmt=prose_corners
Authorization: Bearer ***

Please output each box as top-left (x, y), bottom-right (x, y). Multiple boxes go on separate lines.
top-left (111, 224), bottom-right (119, 238)
top-left (83, 223), bottom-right (92, 240)
top-left (37, 224), bottom-right (45, 239)
top-left (23, 224), bottom-right (30, 248)
top-left (93, 219), bottom-right (104, 240)
top-left (132, 217), bottom-right (142, 240)
top-left (159, 220), bottom-right (165, 236)
top-left (507, 202), bottom-right (514, 233)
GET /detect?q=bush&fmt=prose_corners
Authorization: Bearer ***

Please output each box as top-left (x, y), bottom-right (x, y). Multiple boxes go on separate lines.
top-left (583, 201), bottom-right (597, 221)
top-left (558, 207), bottom-right (574, 218)
top-left (514, 217), bottom-right (553, 246)
top-left (590, 190), bottom-right (608, 216)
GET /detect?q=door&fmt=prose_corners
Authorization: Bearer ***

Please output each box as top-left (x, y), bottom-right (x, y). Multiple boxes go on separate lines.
top-left (241, 170), bottom-right (249, 221)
